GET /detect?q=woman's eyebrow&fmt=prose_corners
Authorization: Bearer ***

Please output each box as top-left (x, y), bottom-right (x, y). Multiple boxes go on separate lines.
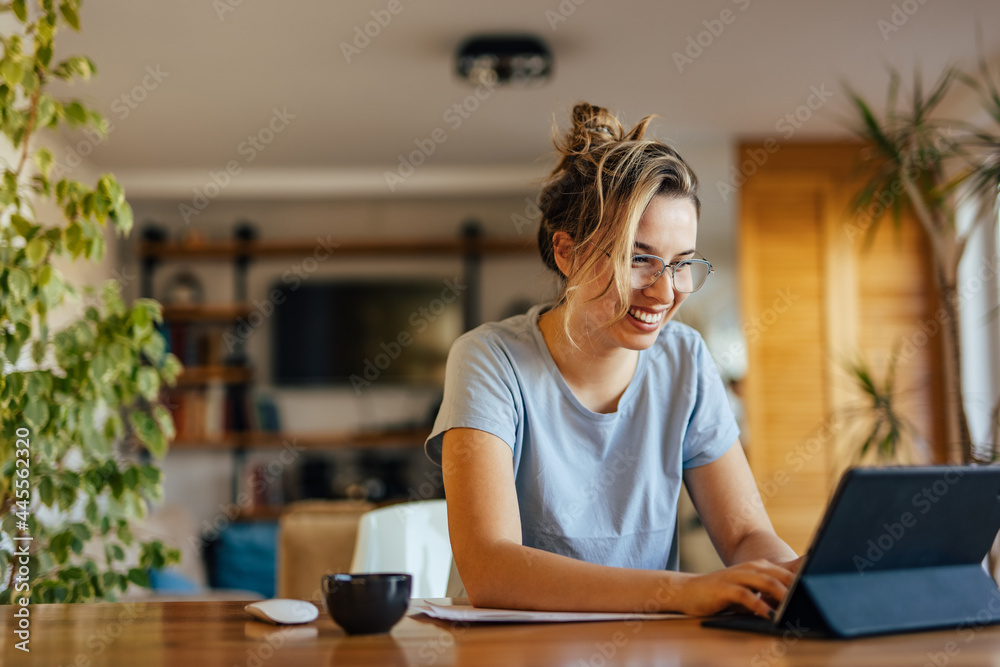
top-left (633, 241), bottom-right (697, 257)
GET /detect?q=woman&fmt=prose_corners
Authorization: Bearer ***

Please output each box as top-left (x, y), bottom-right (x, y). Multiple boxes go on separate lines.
top-left (424, 102), bottom-right (800, 616)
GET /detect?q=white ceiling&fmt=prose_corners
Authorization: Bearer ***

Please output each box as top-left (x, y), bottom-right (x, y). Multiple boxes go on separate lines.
top-left (44, 0), bottom-right (1000, 185)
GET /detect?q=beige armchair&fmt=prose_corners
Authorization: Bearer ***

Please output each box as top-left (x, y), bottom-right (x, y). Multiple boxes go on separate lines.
top-left (277, 500), bottom-right (375, 603)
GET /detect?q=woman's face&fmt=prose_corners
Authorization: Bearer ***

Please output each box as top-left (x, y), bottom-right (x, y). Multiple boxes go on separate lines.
top-left (574, 195), bottom-right (699, 352)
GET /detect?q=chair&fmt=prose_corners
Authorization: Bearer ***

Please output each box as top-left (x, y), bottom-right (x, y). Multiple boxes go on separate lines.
top-left (349, 499), bottom-right (461, 599)
top-left (277, 500), bottom-right (375, 602)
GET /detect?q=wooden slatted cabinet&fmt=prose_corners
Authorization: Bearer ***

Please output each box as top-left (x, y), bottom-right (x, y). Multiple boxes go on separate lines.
top-left (738, 143), bottom-right (945, 553)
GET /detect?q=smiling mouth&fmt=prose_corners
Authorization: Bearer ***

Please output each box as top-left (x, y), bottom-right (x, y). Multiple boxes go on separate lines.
top-left (627, 306), bottom-right (665, 325)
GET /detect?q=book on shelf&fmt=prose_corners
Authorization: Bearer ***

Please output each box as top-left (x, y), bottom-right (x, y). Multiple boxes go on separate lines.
top-left (156, 320), bottom-right (233, 367)
top-left (163, 382), bottom-right (259, 442)
top-left (204, 380), bottom-right (225, 439)
top-left (253, 395), bottom-right (281, 433)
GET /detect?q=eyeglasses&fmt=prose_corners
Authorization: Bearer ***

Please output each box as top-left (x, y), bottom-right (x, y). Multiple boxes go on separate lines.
top-left (630, 255), bottom-right (713, 292)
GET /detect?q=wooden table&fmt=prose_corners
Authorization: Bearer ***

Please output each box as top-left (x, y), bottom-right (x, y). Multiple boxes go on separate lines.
top-left (4, 599), bottom-right (1000, 666)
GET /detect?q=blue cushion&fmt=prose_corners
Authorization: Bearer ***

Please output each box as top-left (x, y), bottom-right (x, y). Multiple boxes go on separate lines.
top-left (148, 568), bottom-right (200, 593)
top-left (207, 521), bottom-right (278, 598)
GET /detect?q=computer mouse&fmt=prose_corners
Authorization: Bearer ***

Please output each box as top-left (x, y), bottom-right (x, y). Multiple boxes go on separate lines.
top-left (245, 599), bottom-right (319, 625)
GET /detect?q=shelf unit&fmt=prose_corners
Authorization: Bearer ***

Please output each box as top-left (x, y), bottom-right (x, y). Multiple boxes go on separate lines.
top-left (138, 236), bottom-right (535, 260)
top-left (161, 303), bottom-right (254, 321)
top-left (138, 224), bottom-right (537, 506)
top-left (166, 427), bottom-right (432, 451)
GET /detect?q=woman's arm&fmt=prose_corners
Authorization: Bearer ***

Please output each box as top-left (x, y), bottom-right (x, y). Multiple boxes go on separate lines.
top-left (443, 427), bottom-right (794, 616)
top-left (683, 440), bottom-right (800, 569)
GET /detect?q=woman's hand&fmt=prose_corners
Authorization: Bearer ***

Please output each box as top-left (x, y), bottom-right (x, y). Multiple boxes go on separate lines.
top-left (774, 555), bottom-right (805, 574)
top-left (672, 559), bottom-right (795, 618)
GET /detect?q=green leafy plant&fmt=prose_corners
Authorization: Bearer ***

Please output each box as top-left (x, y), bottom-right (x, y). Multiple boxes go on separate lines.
top-left (842, 351), bottom-right (925, 465)
top-left (845, 61), bottom-right (1000, 464)
top-left (0, 0), bottom-right (181, 603)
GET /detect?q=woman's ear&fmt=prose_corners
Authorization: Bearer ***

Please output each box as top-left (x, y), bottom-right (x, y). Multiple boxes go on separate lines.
top-left (551, 232), bottom-right (574, 278)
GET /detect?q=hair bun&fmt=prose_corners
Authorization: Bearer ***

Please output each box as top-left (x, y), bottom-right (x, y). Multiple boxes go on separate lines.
top-left (564, 102), bottom-right (623, 153)
top-left (552, 102), bottom-right (652, 172)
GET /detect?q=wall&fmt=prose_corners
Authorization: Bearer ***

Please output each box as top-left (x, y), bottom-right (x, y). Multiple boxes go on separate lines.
top-left (957, 203), bottom-right (1000, 452)
top-left (2, 132), bottom-right (120, 334)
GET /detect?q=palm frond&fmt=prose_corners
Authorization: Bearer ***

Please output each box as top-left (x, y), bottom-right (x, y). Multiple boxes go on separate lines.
top-left (911, 64), bottom-right (924, 124)
top-left (849, 357), bottom-right (879, 399)
top-left (966, 30), bottom-right (1000, 126)
top-left (844, 349), bottom-right (920, 463)
top-left (886, 69), bottom-right (901, 124)
top-left (847, 86), bottom-right (900, 161)
top-left (921, 66), bottom-right (959, 118)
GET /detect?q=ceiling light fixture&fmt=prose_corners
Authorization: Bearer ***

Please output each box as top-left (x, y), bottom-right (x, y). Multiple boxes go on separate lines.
top-left (455, 34), bottom-right (553, 87)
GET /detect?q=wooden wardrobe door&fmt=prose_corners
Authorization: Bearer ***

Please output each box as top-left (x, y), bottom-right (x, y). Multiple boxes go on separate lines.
top-left (738, 143), bottom-right (944, 553)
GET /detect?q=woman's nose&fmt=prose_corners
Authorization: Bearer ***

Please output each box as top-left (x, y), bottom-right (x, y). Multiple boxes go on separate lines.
top-left (643, 269), bottom-right (676, 303)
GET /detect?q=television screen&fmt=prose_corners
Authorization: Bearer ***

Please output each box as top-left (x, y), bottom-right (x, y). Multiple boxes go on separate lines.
top-left (271, 279), bottom-right (465, 389)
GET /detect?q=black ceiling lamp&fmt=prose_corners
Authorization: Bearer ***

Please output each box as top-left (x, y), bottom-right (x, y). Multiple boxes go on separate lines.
top-left (455, 34), bottom-right (553, 87)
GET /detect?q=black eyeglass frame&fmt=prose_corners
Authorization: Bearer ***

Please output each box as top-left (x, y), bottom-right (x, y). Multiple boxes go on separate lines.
top-left (631, 255), bottom-right (714, 292)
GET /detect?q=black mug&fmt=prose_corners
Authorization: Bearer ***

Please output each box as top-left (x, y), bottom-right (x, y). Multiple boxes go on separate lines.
top-left (322, 573), bottom-right (412, 635)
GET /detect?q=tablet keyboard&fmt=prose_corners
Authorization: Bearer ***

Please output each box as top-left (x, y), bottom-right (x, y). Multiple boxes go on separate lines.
top-left (701, 614), bottom-right (831, 639)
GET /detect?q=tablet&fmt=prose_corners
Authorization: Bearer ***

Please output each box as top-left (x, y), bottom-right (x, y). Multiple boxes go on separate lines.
top-left (702, 465), bottom-right (1000, 638)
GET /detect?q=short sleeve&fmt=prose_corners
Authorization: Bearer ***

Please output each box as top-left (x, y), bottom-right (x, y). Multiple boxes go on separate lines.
top-left (424, 330), bottom-right (521, 465)
top-left (681, 337), bottom-right (740, 469)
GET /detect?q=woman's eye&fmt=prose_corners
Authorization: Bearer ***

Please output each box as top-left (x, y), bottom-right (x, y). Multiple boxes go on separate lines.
top-left (631, 256), bottom-right (650, 266)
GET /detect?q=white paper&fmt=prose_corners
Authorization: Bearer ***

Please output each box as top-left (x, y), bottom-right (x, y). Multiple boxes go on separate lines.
top-left (409, 598), bottom-right (689, 623)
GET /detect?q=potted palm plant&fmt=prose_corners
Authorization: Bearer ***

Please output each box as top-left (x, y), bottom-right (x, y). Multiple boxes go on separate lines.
top-left (839, 349), bottom-right (930, 466)
top-left (846, 58), bottom-right (1000, 464)
top-left (1, 0), bottom-right (180, 602)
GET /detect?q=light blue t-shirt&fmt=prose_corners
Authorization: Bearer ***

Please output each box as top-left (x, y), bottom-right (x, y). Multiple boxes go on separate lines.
top-left (425, 303), bottom-right (739, 571)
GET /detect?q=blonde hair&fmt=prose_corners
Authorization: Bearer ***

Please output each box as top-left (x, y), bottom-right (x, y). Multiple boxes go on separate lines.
top-left (536, 102), bottom-right (700, 343)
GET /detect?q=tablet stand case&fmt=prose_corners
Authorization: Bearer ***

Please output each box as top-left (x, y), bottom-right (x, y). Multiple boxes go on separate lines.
top-left (704, 466), bottom-right (1000, 638)
top-left (800, 565), bottom-right (1000, 637)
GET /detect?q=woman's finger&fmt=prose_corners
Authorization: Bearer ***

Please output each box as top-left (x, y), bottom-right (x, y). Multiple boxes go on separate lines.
top-left (726, 571), bottom-right (788, 605)
top-left (726, 584), bottom-right (774, 618)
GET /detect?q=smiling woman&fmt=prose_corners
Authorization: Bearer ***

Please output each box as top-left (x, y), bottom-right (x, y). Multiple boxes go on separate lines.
top-left (423, 102), bottom-right (800, 616)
